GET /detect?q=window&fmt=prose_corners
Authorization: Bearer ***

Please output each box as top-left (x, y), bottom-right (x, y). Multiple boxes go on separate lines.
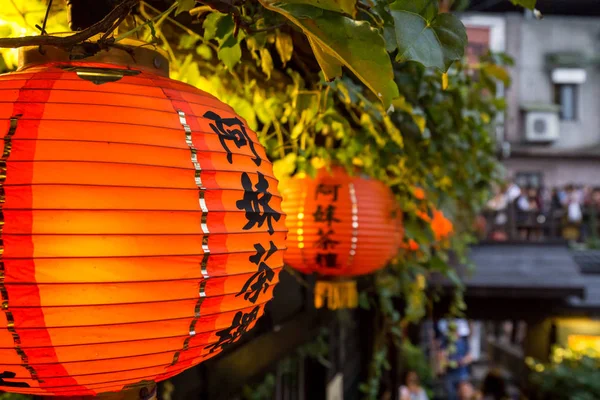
top-left (515, 172), bottom-right (543, 189)
top-left (554, 84), bottom-right (578, 121)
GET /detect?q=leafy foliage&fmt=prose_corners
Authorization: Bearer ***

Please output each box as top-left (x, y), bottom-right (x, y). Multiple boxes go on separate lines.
top-left (242, 328), bottom-right (330, 400)
top-left (259, 1), bottom-right (399, 107)
top-left (390, 0), bottom-right (467, 71)
top-left (510, 0), bottom-right (537, 9)
top-left (401, 340), bottom-right (434, 394)
top-left (528, 347), bottom-right (600, 400)
top-left (0, 0), bottom-right (526, 398)
top-left (0, 394), bottom-right (30, 400)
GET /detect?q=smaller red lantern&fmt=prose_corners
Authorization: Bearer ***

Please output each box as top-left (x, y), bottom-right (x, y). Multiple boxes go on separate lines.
top-left (281, 167), bottom-right (403, 309)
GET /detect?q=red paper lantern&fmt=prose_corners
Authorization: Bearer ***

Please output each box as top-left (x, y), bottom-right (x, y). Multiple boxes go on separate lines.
top-left (280, 167), bottom-right (402, 309)
top-left (0, 43), bottom-right (286, 395)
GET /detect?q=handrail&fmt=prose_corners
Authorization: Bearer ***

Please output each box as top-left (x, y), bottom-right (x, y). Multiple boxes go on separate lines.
top-left (479, 204), bottom-right (600, 243)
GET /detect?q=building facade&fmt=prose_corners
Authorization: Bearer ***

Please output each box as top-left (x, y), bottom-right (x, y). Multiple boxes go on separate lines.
top-left (462, 12), bottom-right (600, 188)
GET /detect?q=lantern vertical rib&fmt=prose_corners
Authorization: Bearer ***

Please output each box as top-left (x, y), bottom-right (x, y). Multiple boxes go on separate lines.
top-left (347, 182), bottom-right (358, 266)
top-left (0, 115), bottom-right (40, 383)
top-left (168, 109), bottom-right (210, 366)
top-left (0, 37), bottom-right (285, 394)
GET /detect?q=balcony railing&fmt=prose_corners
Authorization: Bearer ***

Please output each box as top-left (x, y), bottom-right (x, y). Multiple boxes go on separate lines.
top-left (480, 205), bottom-right (600, 243)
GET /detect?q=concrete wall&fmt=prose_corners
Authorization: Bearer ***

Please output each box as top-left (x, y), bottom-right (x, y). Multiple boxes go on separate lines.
top-left (462, 13), bottom-right (600, 187)
top-left (513, 15), bottom-right (600, 149)
top-left (504, 157), bottom-right (600, 187)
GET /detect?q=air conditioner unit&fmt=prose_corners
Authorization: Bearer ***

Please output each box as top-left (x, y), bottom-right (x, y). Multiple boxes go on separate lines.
top-left (524, 110), bottom-right (560, 143)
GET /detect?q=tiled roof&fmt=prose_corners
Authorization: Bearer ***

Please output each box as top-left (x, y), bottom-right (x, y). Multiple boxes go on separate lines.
top-left (433, 244), bottom-right (586, 299)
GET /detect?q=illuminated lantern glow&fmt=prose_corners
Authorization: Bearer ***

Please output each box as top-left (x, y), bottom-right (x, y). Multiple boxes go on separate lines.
top-left (281, 167), bottom-right (402, 309)
top-left (0, 43), bottom-right (286, 395)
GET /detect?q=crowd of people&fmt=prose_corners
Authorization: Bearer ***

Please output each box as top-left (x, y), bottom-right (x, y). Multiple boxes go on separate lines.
top-left (400, 319), bottom-right (516, 400)
top-left (400, 369), bottom-right (512, 400)
top-left (483, 180), bottom-right (600, 241)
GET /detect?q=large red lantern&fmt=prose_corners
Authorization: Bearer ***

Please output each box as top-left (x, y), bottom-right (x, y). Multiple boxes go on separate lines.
top-left (0, 43), bottom-right (286, 395)
top-left (281, 167), bottom-right (402, 309)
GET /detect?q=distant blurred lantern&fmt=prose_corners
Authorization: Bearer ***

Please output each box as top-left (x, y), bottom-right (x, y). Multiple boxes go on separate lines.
top-left (0, 40), bottom-right (286, 395)
top-left (281, 167), bottom-right (402, 310)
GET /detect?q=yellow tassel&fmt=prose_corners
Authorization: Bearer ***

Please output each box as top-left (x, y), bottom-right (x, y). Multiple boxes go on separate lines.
top-left (314, 280), bottom-right (358, 310)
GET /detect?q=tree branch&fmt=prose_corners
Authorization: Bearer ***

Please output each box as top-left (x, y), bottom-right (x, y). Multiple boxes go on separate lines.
top-left (0, 0), bottom-right (140, 49)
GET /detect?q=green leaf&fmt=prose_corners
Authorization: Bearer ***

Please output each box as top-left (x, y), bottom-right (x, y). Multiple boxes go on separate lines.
top-left (358, 291), bottom-right (371, 309)
top-left (308, 36), bottom-right (342, 80)
top-left (481, 63), bottom-right (511, 85)
top-left (215, 14), bottom-right (235, 40)
top-left (176, 0), bottom-right (196, 15)
top-left (430, 255), bottom-right (444, 271)
top-left (271, 0), bottom-right (358, 15)
top-left (196, 44), bottom-right (213, 60)
top-left (275, 31), bottom-right (294, 66)
top-left (510, 0), bottom-right (537, 9)
top-left (258, 1), bottom-right (399, 107)
top-left (390, 1), bottom-right (467, 71)
top-left (227, 96), bottom-right (257, 130)
top-left (218, 32), bottom-right (243, 70)
top-left (446, 269), bottom-right (463, 288)
top-left (395, 0), bottom-right (438, 20)
top-left (260, 48), bottom-right (274, 79)
top-left (202, 12), bottom-right (226, 41)
top-left (273, 153), bottom-right (298, 182)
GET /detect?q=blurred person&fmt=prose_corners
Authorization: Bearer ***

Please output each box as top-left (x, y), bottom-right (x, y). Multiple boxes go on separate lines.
top-left (539, 186), bottom-right (552, 214)
top-left (567, 189), bottom-right (583, 224)
top-left (515, 190), bottom-right (530, 212)
top-left (437, 319), bottom-right (472, 400)
top-left (559, 185), bottom-right (572, 207)
top-left (551, 188), bottom-right (562, 210)
top-left (583, 185), bottom-right (593, 207)
top-left (527, 187), bottom-right (544, 240)
top-left (487, 184), bottom-right (508, 211)
top-left (592, 188), bottom-right (600, 209)
top-left (481, 369), bottom-right (510, 400)
top-left (581, 185), bottom-right (595, 240)
top-left (563, 189), bottom-right (582, 241)
top-left (505, 180), bottom-right (521, 204)
top-left (399, 370), bottom-right (429, 400)
top-left (486, 185), bottom-right (508, 239)
top-left (458, 380), bottom-right (481, 400)
top-left (527, 187), bottom-right (540, 211)
top-left (515, 188), bottom-right (532, 239)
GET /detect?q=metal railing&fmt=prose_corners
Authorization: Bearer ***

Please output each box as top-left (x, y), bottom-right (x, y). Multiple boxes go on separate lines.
top-left (480, 205), bottom-right (600, 243)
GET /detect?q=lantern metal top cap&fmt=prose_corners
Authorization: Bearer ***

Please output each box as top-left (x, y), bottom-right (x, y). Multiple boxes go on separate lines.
top-left (18, 36), bottom-right (170, 77)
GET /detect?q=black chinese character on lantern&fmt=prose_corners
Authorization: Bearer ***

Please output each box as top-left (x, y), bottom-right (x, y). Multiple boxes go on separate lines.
top-left (315, 183), bottom-right (341, 201)
top-left (315, 252), bottom-right (338, 268)
top-left (236, 241), bottom-right (277, 303)
top-left (236, 172), bottom-right (281, 235)
top-left (204, 111), bottom-right (262, 166)
top-left (313, 205), bottom-right (340, 226)
top-left (315, 228), bottom-right (339, 250)
top-left (0, 371), bottom-right (30, 388)
top-left (205, 306), bottom-right (260, 353)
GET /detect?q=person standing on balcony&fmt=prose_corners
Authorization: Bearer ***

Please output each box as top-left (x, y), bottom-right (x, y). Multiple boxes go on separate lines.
top-left (506, 179), bottom-right (521, 204)
top-left (564, 187), bottom-right (583, 241)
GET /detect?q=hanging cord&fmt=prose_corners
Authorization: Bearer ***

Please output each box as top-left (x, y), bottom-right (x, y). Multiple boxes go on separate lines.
top-left (36, 0), bottom-right (53, 54)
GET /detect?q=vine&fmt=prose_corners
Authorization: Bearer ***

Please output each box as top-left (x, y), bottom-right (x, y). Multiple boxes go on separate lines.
top-left (241, 328), bottom-right (330, 400)
top-left (0, 0), bottom-right (532, 398)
